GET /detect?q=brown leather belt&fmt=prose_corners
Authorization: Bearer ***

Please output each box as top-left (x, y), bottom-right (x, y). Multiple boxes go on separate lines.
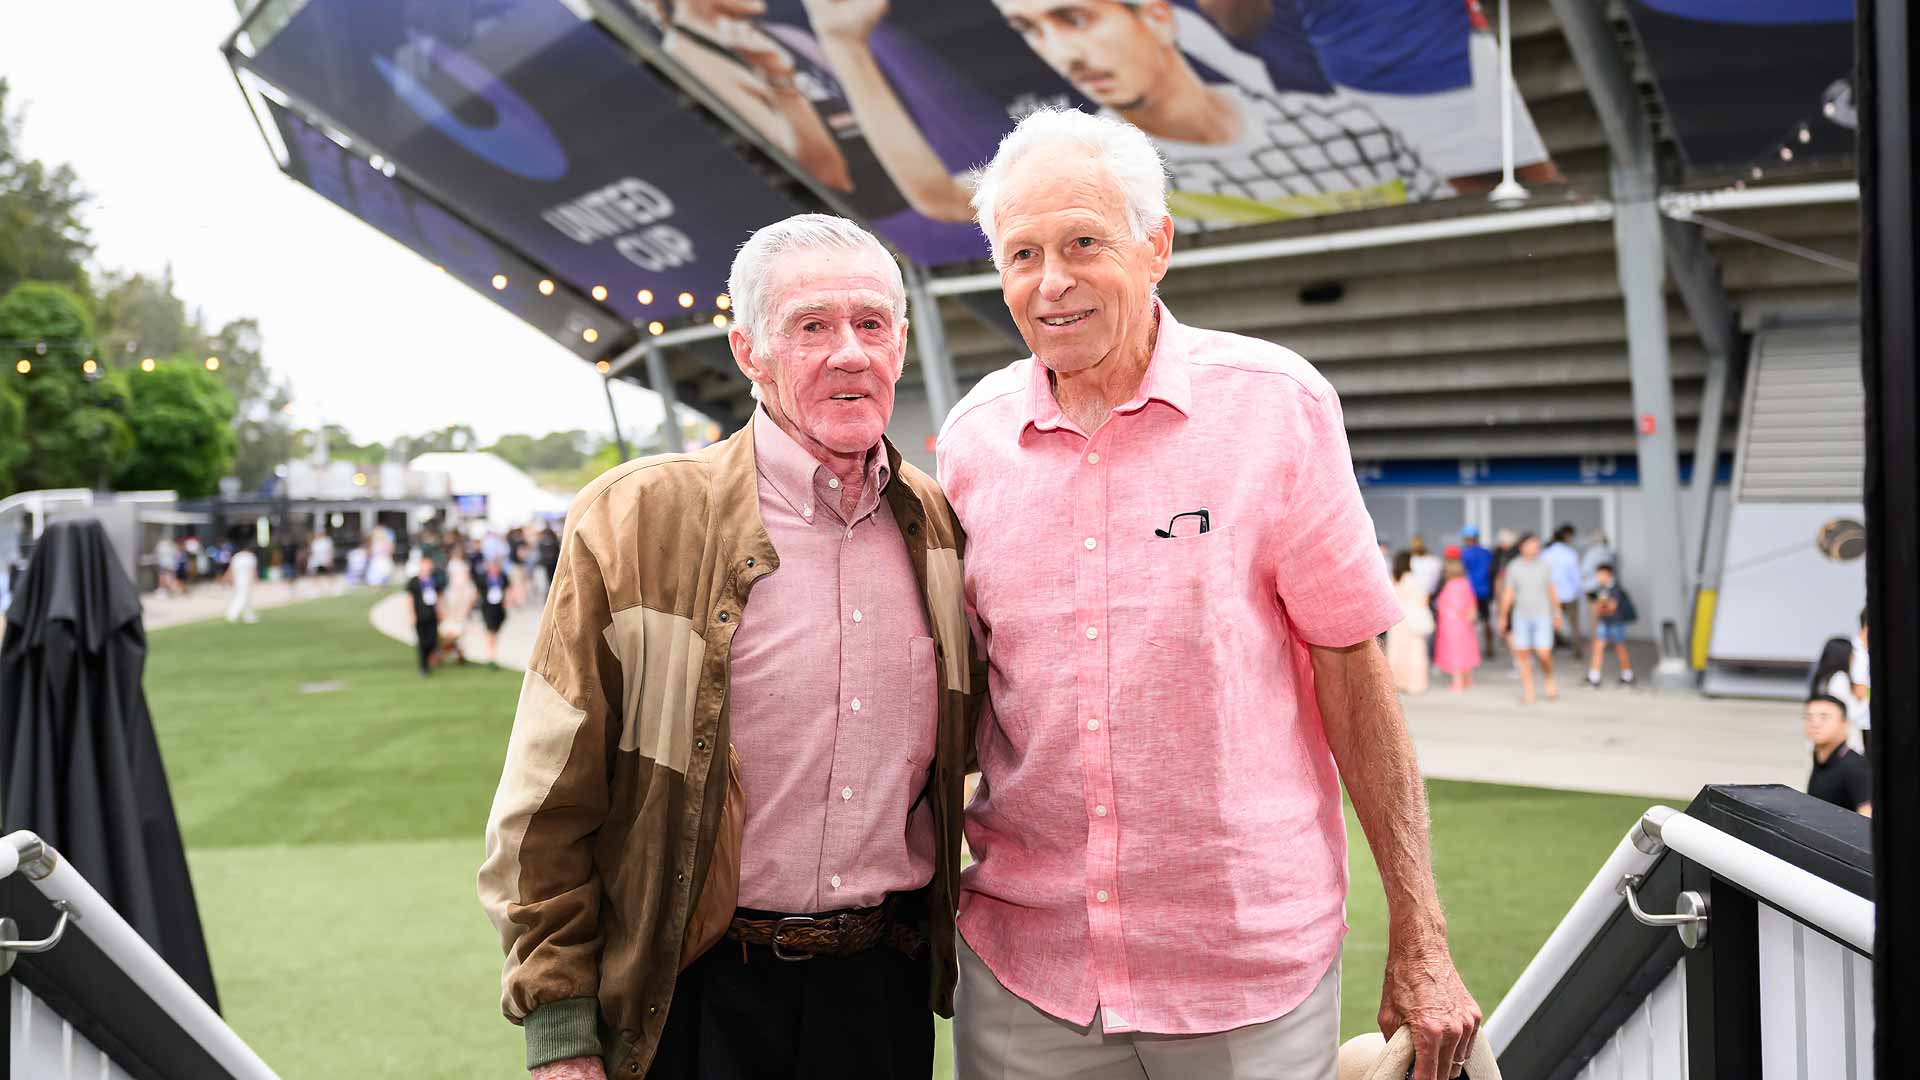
top-left (725, 900), bottom-right (925, 962)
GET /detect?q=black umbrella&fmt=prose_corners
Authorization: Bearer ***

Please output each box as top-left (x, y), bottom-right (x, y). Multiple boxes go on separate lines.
top-left (0, 518), bottom-right (219, 1010)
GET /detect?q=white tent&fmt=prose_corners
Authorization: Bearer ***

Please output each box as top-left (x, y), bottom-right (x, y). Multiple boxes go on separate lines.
top-left (406, 451), bottom-right (571, 530)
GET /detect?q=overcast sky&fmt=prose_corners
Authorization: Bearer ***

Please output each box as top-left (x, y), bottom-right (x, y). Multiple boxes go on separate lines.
top-left (0, 1), bottom-right (667, 447)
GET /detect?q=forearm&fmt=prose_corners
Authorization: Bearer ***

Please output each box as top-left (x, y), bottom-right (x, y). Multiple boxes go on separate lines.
top-left (816, 37), bottom-right (972, 220)
top-left (1313, 641), bottom-right (1446, 944)
top-left (768, 85), bottom-right (853, 191)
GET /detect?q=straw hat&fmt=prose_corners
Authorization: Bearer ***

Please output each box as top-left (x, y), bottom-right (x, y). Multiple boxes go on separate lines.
top-left (1338, 1027), bottom-right (1501, 1080)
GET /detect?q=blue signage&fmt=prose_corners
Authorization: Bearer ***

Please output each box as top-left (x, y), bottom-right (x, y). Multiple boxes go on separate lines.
top-left (1354, 455), bottom-right (1735, 487)
top-left (241, 0), bottom-right (803, 321)
top-left (269, 102), bottom-right (623, 358)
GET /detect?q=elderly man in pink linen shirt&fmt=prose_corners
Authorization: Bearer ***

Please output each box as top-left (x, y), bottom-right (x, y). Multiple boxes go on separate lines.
top-left (937, 108), bottom-right (1481, 1080)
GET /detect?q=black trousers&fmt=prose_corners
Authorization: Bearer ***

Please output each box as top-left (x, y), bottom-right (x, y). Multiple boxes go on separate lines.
top-left (647, 933), bottom-right (932, 1079)
top-left (414, 618), bottom-right (438, 673)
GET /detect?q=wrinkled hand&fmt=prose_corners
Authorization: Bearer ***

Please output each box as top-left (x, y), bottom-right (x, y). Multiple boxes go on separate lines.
top-left (531, 1056), bottom-right (605, 1080)
top-left (798, 0), bottom-right (890, 41)
top-left (1380, 937), bottom-right (1482, 1080)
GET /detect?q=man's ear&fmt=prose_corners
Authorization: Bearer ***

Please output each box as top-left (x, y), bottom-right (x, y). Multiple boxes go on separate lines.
top-left (729, 326), bottom-right (768, 384)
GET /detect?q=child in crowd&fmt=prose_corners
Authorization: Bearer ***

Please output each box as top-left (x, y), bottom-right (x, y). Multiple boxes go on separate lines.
top-left (1586, 563), bottom-right (1636, 687)
top-left (1433, 557), bottom-right (1482, 691)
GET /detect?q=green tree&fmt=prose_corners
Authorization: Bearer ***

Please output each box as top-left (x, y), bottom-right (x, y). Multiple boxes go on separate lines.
top-left (0, 79), bottom-right (92, 299)
top-left (0, 282), bottom-right (133, 492)
top-left (0, 380), bottom-right (24, 493)
top-left (488, 429), bottom-right (598, 472)
top-left (405, 423), bottom-right (480, 455)
top-left (116, 357), bottom-right (237, 497)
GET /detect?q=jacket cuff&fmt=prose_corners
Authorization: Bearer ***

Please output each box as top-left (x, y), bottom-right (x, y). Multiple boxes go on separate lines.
top-left (524, 998), bottom-right (602, 1071)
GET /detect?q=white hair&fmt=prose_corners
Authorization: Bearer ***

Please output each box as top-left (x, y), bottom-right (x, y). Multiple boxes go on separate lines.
top-left (969, 107), bottom-right (1170, 262)
top-left (727, 213), bottom-right (907, 348)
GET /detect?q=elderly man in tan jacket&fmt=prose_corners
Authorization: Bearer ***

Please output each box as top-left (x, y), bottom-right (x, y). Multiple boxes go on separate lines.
top-left (479, 214), bottom-right (976, 1079)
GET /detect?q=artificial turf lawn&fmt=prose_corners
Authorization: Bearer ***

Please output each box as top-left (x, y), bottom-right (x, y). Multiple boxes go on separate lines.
top-left (144, 591), bottom-right (1655, 1077)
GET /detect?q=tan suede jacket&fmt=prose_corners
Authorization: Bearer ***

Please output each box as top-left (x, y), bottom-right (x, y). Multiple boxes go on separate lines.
top-left (478, 426), bottom-right (976, 1076)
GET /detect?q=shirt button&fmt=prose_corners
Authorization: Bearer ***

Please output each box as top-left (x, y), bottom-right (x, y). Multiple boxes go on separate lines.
top-left (845, 527), bottom-right (853, 540)
top-left (1096, 890), bottom-right (1110, 903)
top-left (1087, 452), bottom-right (1101, 464)
top-left (852, 609), bottom-right (863, 623)
top-left (842, 786), bottom-right (853, 800)
top-left (1083, 537), bottom-right (1097, 550)
top-left (1095, 804), bottom-right (1107, 817)
top-left (828, 477), bottom-right (841, 489)
top-left (831, 874), bottom-right (842, 889)
top-left (804, 505), bottom-right (814, 519)
top-left (850, 698), bottom-right (862, 712)
top-left (1087, 718), bottom-right (1099, 731)
top-left (1086, 626), bottom-right (1098, 640)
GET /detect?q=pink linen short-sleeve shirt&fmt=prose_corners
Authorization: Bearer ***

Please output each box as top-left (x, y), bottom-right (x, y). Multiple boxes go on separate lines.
top-left (936, 302), bottom-right (1400, 1036)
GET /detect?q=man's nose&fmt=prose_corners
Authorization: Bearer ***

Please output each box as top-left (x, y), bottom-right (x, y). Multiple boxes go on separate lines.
top-left (826, 324), bottom-right (873, 370)
top-left (1040, 259), bottom-right (1076, 303)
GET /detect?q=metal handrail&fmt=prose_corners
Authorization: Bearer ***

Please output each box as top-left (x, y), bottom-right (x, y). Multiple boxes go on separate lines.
top-left (1639, 806), bottom-right (1873, 954)
top-left (0, 831), bottom-right (281, 1079)
top-left (1485, 802), bottom-right (1877, 1054)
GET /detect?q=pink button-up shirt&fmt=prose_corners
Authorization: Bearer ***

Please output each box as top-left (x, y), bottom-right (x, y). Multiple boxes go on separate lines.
top-left (728, 409), bottom-right (937, 914)
top-left (937, 304), bottom-right (1400, 1035)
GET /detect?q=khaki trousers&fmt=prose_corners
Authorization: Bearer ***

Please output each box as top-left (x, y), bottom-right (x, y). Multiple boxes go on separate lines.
top-left (954, 935), bottom-right (1340, 1079)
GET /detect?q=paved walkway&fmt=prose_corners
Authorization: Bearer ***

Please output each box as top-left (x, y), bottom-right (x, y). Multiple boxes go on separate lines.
top-left (136, 578), bottom-right (352, 630)
top-left (363, 599), bottom-right (1806, 801)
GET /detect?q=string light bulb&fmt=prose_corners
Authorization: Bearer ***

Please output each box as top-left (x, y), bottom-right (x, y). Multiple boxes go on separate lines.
top-left (648, 321), bottom-right (665, 336)
top-left (716, 294), bottom-right (731, 310)
top-left (491, 274), bottom-right (508, 290)
top-left (538, 279), bottom-right (555, 296)
top-left (637, 289), bottom-right (654, 305)
top-left (82, 359), bottom-right (98, 375)
top-left (352, 472), bottom-right (368, 486)
top-left (1798, 125), bottom-right (1812, 144)
top-left (582, 328), bottom-right (599, 344)
top-left (591, 285), bottom-right (608, 302)
top-left (205, 356), bottom-right (221, 371)
top-left (595, 359), bottom-right (611, 374)
top-left (1751, 165), bottom-right (1764, 180)
top-left (677, 292), bottom-right (694, 308)
top-left (141, 357), bottom-right (157, 372)
top-left (14, 359), bottom-right (29, 375)
top-left (712, 314), bottom-right (728, 328)
top-left (1779, 146), bottom-right (1794, 162)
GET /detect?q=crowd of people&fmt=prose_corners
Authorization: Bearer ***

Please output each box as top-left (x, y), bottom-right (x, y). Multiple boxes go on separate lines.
top-left (1381, 524), bottom-right (1633, 704)
top-left (402, 523), bottom-right (556, 676)
top-left (145, 518), bottom-right (563, 665)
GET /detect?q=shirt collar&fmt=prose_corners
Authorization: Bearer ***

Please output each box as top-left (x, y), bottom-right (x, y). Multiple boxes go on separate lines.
top-left (751, 407), bottom-right (891, 521)
top-left (1020, 299), bottom-right (1192, 438)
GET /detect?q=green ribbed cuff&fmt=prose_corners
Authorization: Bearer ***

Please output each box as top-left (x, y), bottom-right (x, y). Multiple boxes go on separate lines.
top-left (524, 998), bottom-right (602, 1071)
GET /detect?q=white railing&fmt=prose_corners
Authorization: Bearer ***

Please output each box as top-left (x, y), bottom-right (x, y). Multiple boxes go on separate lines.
top-left (0, 832), bottom-right (280, 1080)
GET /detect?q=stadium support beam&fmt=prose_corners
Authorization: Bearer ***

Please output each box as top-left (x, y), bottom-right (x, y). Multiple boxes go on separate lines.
top-left (1663, 218), bottom-right (1740, 589)
top-left (905, 263), bottom-right (961, 436)
top-left (1551, 0), bottom-right (1692, 682)
top-left (600, 374), bottom-right (630, 462)
top-left (645, 339), bottom-right (688, 454)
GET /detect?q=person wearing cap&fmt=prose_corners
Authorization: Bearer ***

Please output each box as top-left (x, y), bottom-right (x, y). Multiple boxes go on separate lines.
top-left (1457, 526), bottom-right (1494, 655)
top-left (940, 107), bottom-right (1479, 1080)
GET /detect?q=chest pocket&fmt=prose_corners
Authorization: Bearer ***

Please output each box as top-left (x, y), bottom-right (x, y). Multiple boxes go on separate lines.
top-left (1144, 525), bottom-right (1237, 654)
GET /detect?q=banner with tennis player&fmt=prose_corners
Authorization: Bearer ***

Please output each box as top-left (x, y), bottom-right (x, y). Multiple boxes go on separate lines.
top-left (592, 0), bottom-right (1561, 265)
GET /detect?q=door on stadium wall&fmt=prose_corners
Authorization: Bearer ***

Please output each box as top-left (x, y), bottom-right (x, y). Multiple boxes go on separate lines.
top-left (1366, 488), bottom-right (1616, 549)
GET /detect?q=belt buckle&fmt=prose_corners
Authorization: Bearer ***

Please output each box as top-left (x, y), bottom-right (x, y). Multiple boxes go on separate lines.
top-left (771, 915), bottom-right (816, 962)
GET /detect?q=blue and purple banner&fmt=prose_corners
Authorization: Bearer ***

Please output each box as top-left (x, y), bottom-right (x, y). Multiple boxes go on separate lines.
top-left (591, 0), bottom-right (1560, 266)
top-left (267, 100), bottom-right (625, 356)
top-left (242, 0), bottom-right (803, 320)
